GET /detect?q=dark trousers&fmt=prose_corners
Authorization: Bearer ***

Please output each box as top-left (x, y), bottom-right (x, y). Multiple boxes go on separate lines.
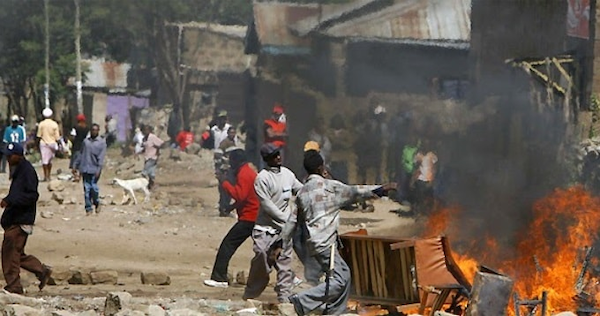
top-left (2, 225), bottom-right (44, 294)
top-left (414, 180), bottom-right (434, 215)
top-left (210, 220), bottom-right (255, 282)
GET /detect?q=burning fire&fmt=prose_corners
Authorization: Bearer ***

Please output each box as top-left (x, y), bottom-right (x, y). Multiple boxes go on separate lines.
top-left (424, 186), bottom-right (600, 314)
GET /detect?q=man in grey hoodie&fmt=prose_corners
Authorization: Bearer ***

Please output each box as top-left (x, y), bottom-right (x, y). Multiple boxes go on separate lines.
top-left (243, 143), bottom-right (303, 302)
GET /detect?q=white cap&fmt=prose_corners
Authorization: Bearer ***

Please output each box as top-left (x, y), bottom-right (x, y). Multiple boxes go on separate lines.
top-left (374, 105), bottom-right (386, 115)
top-left (42, 108), bottom-right (53, 118)
top-left (10, 115), bottom-right (19, 122)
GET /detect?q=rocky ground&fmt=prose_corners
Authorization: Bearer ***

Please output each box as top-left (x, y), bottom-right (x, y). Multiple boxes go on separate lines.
top-left (0, 147), bottom-right (417, 315)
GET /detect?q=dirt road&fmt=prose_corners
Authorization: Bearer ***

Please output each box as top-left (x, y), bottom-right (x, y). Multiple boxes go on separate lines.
top-left (0, 148), bottom-right (415, 310)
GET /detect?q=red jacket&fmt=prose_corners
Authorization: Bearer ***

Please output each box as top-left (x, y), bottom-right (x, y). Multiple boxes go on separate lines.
top-left (221, 163), bottom-right (259, 222)
top-left (176, 131), bottom-right (194, 151)
top-left (264, 119), bottom-right (286, 147)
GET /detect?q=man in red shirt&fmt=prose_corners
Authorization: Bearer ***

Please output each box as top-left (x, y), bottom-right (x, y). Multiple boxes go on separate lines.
top-left (175, 127), bottom-right (194, 151)
top-left (204, 148), bottom-right (259, 288)
top-left (264, 103), bottom-right (287, 162)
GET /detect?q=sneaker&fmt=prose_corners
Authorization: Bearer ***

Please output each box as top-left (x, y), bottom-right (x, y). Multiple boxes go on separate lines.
top-left (38, 265), bottom-right (52, 290)
top-left (203, 279), bottom-right (228, 288)
top-left (95, 203), bottom-right (101, 214)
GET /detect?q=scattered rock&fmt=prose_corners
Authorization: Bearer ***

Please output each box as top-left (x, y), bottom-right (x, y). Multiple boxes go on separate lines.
top-left (182, 198), bottom-right (197, 208)
top-left (64, 197), bottom-right (78, 205)
top-left (52, 311), bottom-right (77, 316)
top-left (115, 310), bottom-right (144, 316)
top-left (140, 272), bottom-right (171, 285)
top-left (77, 311), bottom-right (97, 316)
top-left (244, 299), bottom-right (262, 314)
top-left (236, 271), bottom-right (246, 285)
top-left (40, 210), bottom-right (54, 219)
top-left (90, 270), bottom-right (118, 285)
top-left (170, 149), bottom-right (181, 161)
top-left (207, 179), bottom-right (219, 188)
top-left (57, 174), bottom-right (74, 181)
top-left (104, 292), bottom-right (132, 316)
top-left (185, 143), bottom-right (201, 155)
top-left (167, 309), bottom-right (207, 316)
top-left (3, 304), bottom-right (43, 316)
top-left (38, 200), bottom-right (52, 207)
top-left (277, 303), bottom-right (296, 316)
top-left (0, 289), bottom-right (44, 307)
top-left (47, 180), bottom-right (65, 192)
top-left (51, 192), bottom-right (65, 205)
top-left (48, 269), bottom-right (73, 286)
top-left (67, 270), bottom-right (91, 285)
top-left (147, 305), bottom-right (166, 316)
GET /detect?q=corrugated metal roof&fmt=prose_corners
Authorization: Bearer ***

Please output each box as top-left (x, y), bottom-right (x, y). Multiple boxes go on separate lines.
top-left (82, 58), bottom-right (130, 89)
top-left (166, 22), bottom-right (247, 39)
top-left (291, 0), bottom-right (393, 36)
top-left (324, 0), bottom-right (471, 41)
top-left (253, 2), bottom-right (320, 50)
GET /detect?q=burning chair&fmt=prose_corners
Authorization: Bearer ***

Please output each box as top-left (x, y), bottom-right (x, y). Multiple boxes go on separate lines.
top-left (339, 230), bottom-right (472, 315)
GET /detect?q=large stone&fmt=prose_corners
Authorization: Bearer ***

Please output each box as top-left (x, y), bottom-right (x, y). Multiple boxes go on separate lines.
top-left (51, 192), bottom-right (65, 205)
top-left (104, 292), bottom-right (132, 316)
top-left (3, 304), bottom-right (43, 316)
top-left (147, 305), bottom-right (166, 316)
top-left (0, 290), bottom-right (44, 307)
top-left (90, 270), bottom-right (118, 285)
top-left (48, 269), bottom-right (73, 286)
top-left (67, 270), bottom-right (91, 285)
top-left (140, 272), bottom-right (170, 285)
top-left (47, 180), bottom-right (65, 192)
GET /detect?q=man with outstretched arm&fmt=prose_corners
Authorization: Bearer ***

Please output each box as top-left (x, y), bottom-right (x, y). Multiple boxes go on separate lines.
top-left (282, 150), bottom-right (396, 315)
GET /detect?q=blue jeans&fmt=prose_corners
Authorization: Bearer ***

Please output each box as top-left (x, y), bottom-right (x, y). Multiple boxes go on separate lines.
top-left (82, 173), bottom-right (100, 212)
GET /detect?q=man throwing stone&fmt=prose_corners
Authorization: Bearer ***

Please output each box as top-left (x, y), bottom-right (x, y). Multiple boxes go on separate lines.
top-left (283, 150), bottom-right (396, 315)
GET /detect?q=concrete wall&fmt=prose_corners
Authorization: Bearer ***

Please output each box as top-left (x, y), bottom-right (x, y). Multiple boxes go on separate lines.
top-left (182, 29), bottom-right (255, 73)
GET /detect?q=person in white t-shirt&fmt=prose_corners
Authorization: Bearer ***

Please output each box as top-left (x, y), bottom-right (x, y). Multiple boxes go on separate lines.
top-left (412, 146), bottom-right (438, 215)
top-left (211, 111), bottom-right (233, 215)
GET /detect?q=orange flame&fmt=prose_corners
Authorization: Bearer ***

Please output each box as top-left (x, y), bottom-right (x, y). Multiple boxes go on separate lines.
top-left (423, 186), bottom-right (600, 314)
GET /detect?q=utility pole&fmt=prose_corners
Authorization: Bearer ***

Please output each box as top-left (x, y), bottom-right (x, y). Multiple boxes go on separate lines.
top-left (74, 0), bottom-right (83, 114)
top-left (44, 0), bottom-right (50, 109)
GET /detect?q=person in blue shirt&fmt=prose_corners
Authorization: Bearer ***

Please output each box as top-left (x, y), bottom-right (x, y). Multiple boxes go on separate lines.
top-left (2, 115), bottom-right (26, 174)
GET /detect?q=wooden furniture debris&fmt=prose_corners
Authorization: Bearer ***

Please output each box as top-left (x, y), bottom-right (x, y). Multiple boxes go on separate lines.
top-left (339, 231), bottom-right (417, 305)
top-left (465, 271), bottom-right (513, 316)
top-left (418, 284), bottom-right (466, 316)
top-left (339, 231), bottom-right (471, 310)
top-left (513, 291), bottom-right (547, 316)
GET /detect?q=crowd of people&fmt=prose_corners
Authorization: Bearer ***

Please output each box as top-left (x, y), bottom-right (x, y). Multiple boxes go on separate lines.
top-left (0, 102), bottom-right (439, 315)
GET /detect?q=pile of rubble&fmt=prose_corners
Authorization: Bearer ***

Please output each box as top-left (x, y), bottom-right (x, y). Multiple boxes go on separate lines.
top-left (0, 289), bottom-right (362, 316)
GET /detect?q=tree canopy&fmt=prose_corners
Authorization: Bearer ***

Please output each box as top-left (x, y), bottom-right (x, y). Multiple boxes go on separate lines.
top-left (0, 0), bottom-right (346, 123)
